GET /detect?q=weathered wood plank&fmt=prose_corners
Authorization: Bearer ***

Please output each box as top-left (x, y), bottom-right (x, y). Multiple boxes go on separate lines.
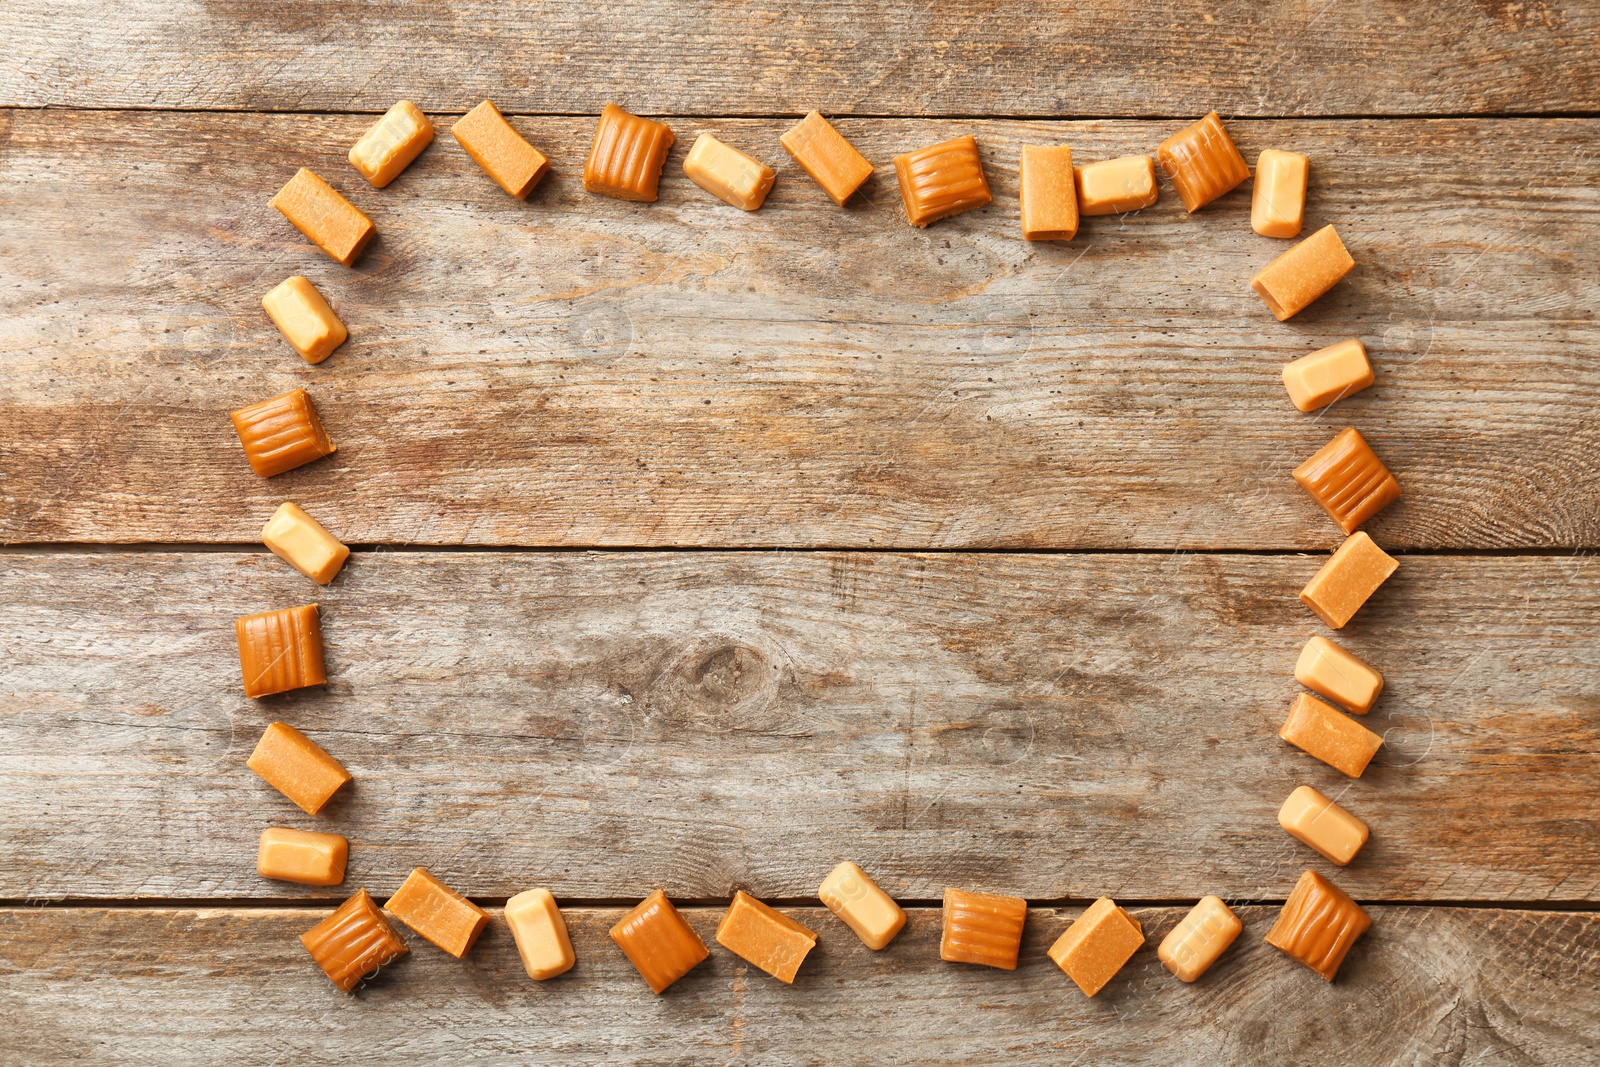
top-left (1, 111), bottom-right (1596, 549)
top-left (3, 1), bottom-right (1597, 116)
top-left (1, 904), bottom-right (1596, 1065)
top-left (2, 551), bottom-right (1595, 902)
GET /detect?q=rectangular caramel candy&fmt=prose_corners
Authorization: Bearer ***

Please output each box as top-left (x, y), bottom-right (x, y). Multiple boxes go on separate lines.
top-left (262, 276), bottom-right (347, 364)
top-left (1294, 428), bottom-right (1401, 535)
top-left (1158, 111), bottom-right (1250, 213)
top-left (262, 502), bottom-right (349, 585)
top-left (1280, 692), bottom-right (1383, 778)
top-left (236, 604), bottom-right (326, 698)
top-left (269, 167), bottom-right (376, 267)
top-left (301, 888), bottom-right (408, 993)
top-left (779, 111), bottom-right (873, 206)
top-left (1296, 634), bottom-right (1383, 714)
top-left (683, 133), bottom-right (776, 211)
top-left (715, 890), bottom-right (818, 983)
top-left (610, 889), bottom-right (709, 993)
top-left (1251, 223), bottom-right (1354, 321)
top-left (583, 103), bottom-right (675, 202)
top-left (940, 887), bottom-right (1027, 970)
top-left (1252, 148), bottom-right (1309, 238)
top-left (385, 867), bottom-right (490, 958)
top-left (1283, 338), bottom-right (1374, 412)
top-left (1265, 870), bottom-right (1371, 981)
top-left (893, 135), bottom-right (992, 228)
top-left (1075, 156), bottom-right (1158, 216)
top-left (1279, 785), bottom-right (1370, 866)
top-left (818, 860), bottom-right (905, 950)
top-left (349, 100), bottom-right (434, 188)
top-left (505, 888), bottom-right (576, 981)
top-left (247, 721), bottom-right (350, 814)
top-left (1047, 896), bottom-right (1144, 996)
top-left (1156, 896), bottom-right (1241, 983)
top-left (452, 99), bottom-right (550, 199)
top-left (1300, 531), bottom-right (1398, 629)
top-left (257, 826), bottom-right (348, 886)
top-left (231, 387), bottom-right (337, 478)
top-left (1018, 144), bottom-right (1078, 241)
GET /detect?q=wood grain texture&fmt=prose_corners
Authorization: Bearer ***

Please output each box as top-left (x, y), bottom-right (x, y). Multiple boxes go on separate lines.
top-left (3, 550), bottom-right (1595, 903)
top-left (2, 111), bottom-right (1597, 549)
top-left (3, 1), bottom-right (1598, 116)
top-left (2, 904), bottom-right (1597, 1065)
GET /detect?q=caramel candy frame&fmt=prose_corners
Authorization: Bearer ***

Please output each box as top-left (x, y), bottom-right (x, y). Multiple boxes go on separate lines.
top-left (1018, 144), bottom-right (1078, 241)
top-left (235, 604), bottom-right (327, 698)
top-left (1156, 896), bottom-right (1241, 983)
top-left (452, 99), bottom-right (551, 199)
top-left (268, 167), bottom-right (376, 267)
top-left (583, 103), bottom-right (675, 203)
top-left (300, 888), bottom-right (409, 993)
top-left (247, 721), bottom-right (351, 815)
top-left (257, 826), bottom-right (348, 887)
top-left (230, 387), bottom-right (337, 478)
top-left (609, 889), bottom-right (709, 994)
top-left (1047, 896), bottom-right (1144, 996)
top-left (1265, 870), bottom-right (1372, 981)
top-left (1157, 111), bottom-right (1250, 213)
top-left (1280, 691), bottom-right (1384, 778)
top-left (779, 111), bottom-right (873, 206)
top-left (385, 867), bottom-right (490, 958)
top-left (1251, 223), bottom-right (1355, 321)
top-left (1293, 427), bottom-right (1402, 535)
top-left (1300, 530), bottom-right (1399, 629)
top-left (940, 887), bottom-right (1027, 970)
top-left (715, 890), bottom-right (818, 983)
top-left (893, 135), bottom-right (992, 228)
top-left (348, 100), bottom-right (435, 189)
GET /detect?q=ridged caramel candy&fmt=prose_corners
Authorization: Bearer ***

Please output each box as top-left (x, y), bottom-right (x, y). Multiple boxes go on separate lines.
top-left (818, 861), bottom-right (905, 951)
top-left (610, 889), bottom-right (709, 993)
top-left (1266, 870), bottom-right (1371, 981)
top-left (1283, 338), bottom-right (1374, 412)
top-left (1294, 428), bottom-right (1401, 534)
top-left (715, 890), bottom-right (818, 983)
top-left (385, 867), bottom-right (490, 958)
top-left (300, 888), bottom-right (409, 993)
top-left (348, 100), bottom-right (434, 188)
top-left (682, 133), bottom-right (776, 211)
top-left (1252, 148), bottom-right (1309, 238)
top-left (1157, 896), bottom-right (1241, 983)
top-left (230, 388), bottom-right (337, 478)
top-left (1280, 692), bottom-right (1383, 778)
top-left (1157, 112), bottom-right (1250, 213)
top-left (1279, 785), bottom-right (1370, 866)
top-left (779, 111), bottom-right (873, 206)
top-left (1019, 144), bottom-right (1078, 241)
top-left (1251, 223), bottom-right (1355, 321)
top-left (269, 167), bottom-right (376, 267)
top-left (247, 721), bottom-right (351, 815)
top-left (1048, 896), bottom-right (1144, 996)
top-left (257, 827), bottom-right (348, 886)
top-left (262, 502), bottom-right (349, 586)
top-left (235, 604), bottom-right (326, 698)
top-left (583, 103), bottom-right (675, 202)
top-left (1074, 156), bottom-right (1159, 216)
top-left (893, 135), bottom-right (992, 228)
top-left (940, 887), bottom-right (1027, 970)
top-left (1300, 531), bottom-right (1398, 629)
top-left (262, 276), bottom-right (347, 364)
top-left (452, 99), bottom-right (550, 199)
top-left (505, 888), bottom-right (576, 981)
top-left (1296, 634), bottom-right (1383, 714)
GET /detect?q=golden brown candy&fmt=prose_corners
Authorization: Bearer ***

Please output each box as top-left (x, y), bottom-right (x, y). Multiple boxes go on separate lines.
top-left (257, 827), bottom-right (348, 886)
top-left (1299, 531), bottom-right (1398, 629)
top-left (893, 135), bottom-right (992, 228)
top-left (262, 502), bottom-right (349, 586)
top-left (452, 99), bottom-right (550, 199)
top-left (1018, 144), bottom-right (1078, 241)
top-left (230, 388), bottom-right (337, 478)
top-left (1265, 870), bottom-right (1372, 981)
top-left (1279, 692), bottom-right (1384, 778)
top-left (1156, 896), bottom-right (1241, 983)
top-left (682, 133), bottom-right (776, 211)
top-left (247, 721), bottom-right (351, 815)
top-left (610, 889), bottom-right (709, 993)
top-left (1047, 896), bottom-right (1144, 995)
top-left (348, 100), bottom-right (434, 189)
top-left (779, 111), bottom-right (873, 206)
top-left (1282, 338), bottom-right (1374, 412)
top-left (1293, 428), bottom-right (1401, 535)
top-left (235, 604), bottom-right (326, 699)
top-left (1157, 111), bottom-right (1250, 213)
top-left (1251, 223), bottom-right (1355, 321)
top-left (385, 868), bottom-right (490, 958)
top-left (818, 861), bottom-right (905, 951)
top-left (300, 888), bottom-right (409, 993)
top-left (269, 167), bottom-right (376, 267)
top-left (715, 890), bottom-right (818, 983)
top-left (1279, 785), bottom-right (1370, 866)
top-left (583, 103), bottom-right (675, 202)
top-left (1075, 156), bottom-right (1159, 216)
top-left (1252, 148), bottom-right (1309, 238)
top-left (261, 276), bottom-right (347, 364)
top-left (940, 887), bottom-right (1027, 970)
top-left (1295, 635), bottom-right (1383, 714)
top-left (505, 888), bottom-right (576, 981)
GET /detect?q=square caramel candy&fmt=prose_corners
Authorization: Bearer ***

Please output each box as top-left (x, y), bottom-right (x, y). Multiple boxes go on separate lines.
top-left (1294, 428), bottom-right (1401, 535)
top-left (1280, 692), bottom-right (1383, 778)
top-left (610, 889), bottom-right (709, 993)
top-left (269, 167), bottom-right (376, 267)
top-left (1251, 223), bottom-right (1354, 321)
top-left (231, 387), bottom-right (337, 478)
top-left (1266, 870), bottom-right (1371, 981)
top-left (1251, 148), bottom-right (1309, 238)
top-left (262, 276), bottom-right (347, 364)
top-left (1075, 156), bottom-right (1159, 216)
top-left (1156, 896), bottom-right (1241, 982)
top-left (715, 890), bottom-right (818, 983)
top-left (1296, 634), bottom-right (1383, 714)
top-left (301, 888), bottom-right (408, 993)
top-left (236, 604), bottom-right (327, 698)
top-left (583, 103), bottom-right (675, 202)
top-left (257, 827), bottom-right (348, 886)
top-left (1300, 531), bottom-right (1398, 629)
top-left (818, 860), bottom-right (905, 951)
top-left (683, 133), bottom-right (776, 211)
top-left (893, 135), bottom-right (992, 228)
top-left (452, 99), bottom-right (550, 199)
top-left (349, 100), bottom-right (435, 188)
top-left (1047, 896), bottom-right (1144, 996)
top-left (505, 888), bottom-right (576, 981)
top-left (262, 502), bottom-right (349, 586)
top-left (779, 111), bottom-right (873, 206)
top-left (1018, 144), bottom-right (1078, 241)
top-left (247, 721), bottom-right (351, 815)
top-left (940, 887), bottom-right (1027, 970)
top-left (385, 867), bottom-right (490, 958)
top-left (1157, 111), bottom-right (1250, 213)
top-left (1279, 785), bottom-right (1370, 866)
top-left (1283, 338), bottom-right (1374, 412)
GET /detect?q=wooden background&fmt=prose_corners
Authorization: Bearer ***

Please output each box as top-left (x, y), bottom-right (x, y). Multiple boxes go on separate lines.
top-left (2, 2), bottom-right (1597, 1063)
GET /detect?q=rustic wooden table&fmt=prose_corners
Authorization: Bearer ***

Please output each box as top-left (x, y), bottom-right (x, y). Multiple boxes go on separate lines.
top-left (3, 3), bottom-right (1598, 1063)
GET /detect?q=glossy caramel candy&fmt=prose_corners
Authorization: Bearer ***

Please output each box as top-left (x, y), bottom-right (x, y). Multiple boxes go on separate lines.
top-left (301, 888), bottom-right (408, 993)
top-left (231, 388), bottom-right (337, 478)
top-left (236, 604), bottom-right (326, 698)
top-left (349, 100), bottom-right (434, 188)
top-left (1019, 144), bottom-right (1078, 241)
top-left (715, 890), bottom-right (818, 983)
top-left (385, 867), bottom-right (490, 958)
top-left (1280, 692), bottom-right (1383, 778)
top-left (452, 99), bottom-right (550, 199)
top-left (780, 111), bottom-right (873, 206)
top-left (257, 827), bottom-right (348, 886)
top-left (1075, 156), bottom-right (1159, 216)
top-left (610, 889), bottom-right (709, 993)
top-left (1283, 338), bottom-right (1374, 412)
top-left (1157, 111), bottom-right (1250, 213)
top-left (1293, 428), bottom-right (1401, 534)
top-left (1300, 531), bottom-right (1398, 629)
top-left (247, 721), bottom-right (351, 815)
top-left (683, 133), bottom-right (776, 211)
top-left (1157, 896), bottom-right (1241, 983)
top-left (1296, 634), bottom-right (1383, 714)
top-left (1252, 148), bottom-right (1309, 238)
top-left (262, 502), bottom-right (349, 585)
top-left (1048, 896), bottom-right (1144, 996)
top-left (1251, 223), bottom-right (1354, 321)
top-left (893, 135), bottom-right (992, 228)
top-left (818, 861), bottom-right (905, 951)
top-left (940, 887), bottom-right (1027, 970)
top-left (583, 103), bottom-right (675, 202)
top-left (505, 888), bottom-right (576, 981)
top-left (1279, 785), bottom-right (1370, 866)
top-left (1265, 870), bottom-right (1371, 981)
top-left (269, 167), bottom-right (376, 267)
top-left (262, 276), bottom-right (346, 364)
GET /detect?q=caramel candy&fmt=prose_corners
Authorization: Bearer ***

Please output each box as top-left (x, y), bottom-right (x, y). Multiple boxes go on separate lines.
top-left (610, 889), bottom-right (709, 993)
top-left (262, 276), bottom-right (347, 365)
top-left (247, 721), bottom-right (350, 814)
top-left (683, 133), bottom-right (776, 211)
top-left (1251, 223), bottom-right (1354, 321)
top-left (1018, 144), bottom-right (1078, 241)
top-left (1157, 111), bottom-right (1250, 213)
top-left (505, 888), bottom-right (576, 981)
top-left (715, 890), bottom-right (818, 983)
top-left (1251, 149), bottom-right (1309, 238)
top-left (269, 168), bottom-right (376, 267)
top-left (1293, 428), bottom-right (1401, 535)
top-left (893, 135), bottom-right (992, 228)
top-left (1300, 531), bottom-right (1398, 629)
top-left (1296, 634), bottom-right (1384, 714)
top-left (818, 861), bottom-right (905, 951)
top-left (940, 887), bottom-right (1027, 970)
top-left (230, 388), bottom-right (337, 478)
top-left (1283, 338), bottom-right (1374, 412)
top-left (1075, 156), bottom-right (1159, 216)
top-left (349, 100), bottom-right (434, 188)
top-left (1266, 870), bottom-right (1371, 981)
top-left (262, 502), bottom-right (349, 585)
top-left (236, 604), bottom-right (327, 699)
top-left (1047, 896), bottom-right (1145, 996)
top-left (385, 867), bottom-right (490, 958)
top-left (257, 826), bottom-right (348, 886)
top-left (1279, 785), bottom-right (1370, 866)
top-left (1156, 896), bottom-right (1241, 983)
top-left (583, 103), bottom-right (675, 202)
top-left (452, 99), bottom-right (550, 199)
top-left (779, 111), bottom-right (873, 206)
top-left (1280, 692), bottom-right (1384, 778)
top-left (301, 888), bottom-right (408, 993)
